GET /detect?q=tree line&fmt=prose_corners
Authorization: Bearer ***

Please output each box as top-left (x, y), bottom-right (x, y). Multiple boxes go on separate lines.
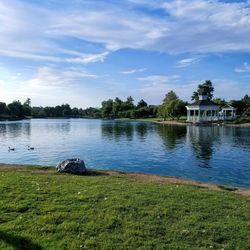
top-left (0, 99), bottom-right (101, 119)
top-left (1, 81), bottom-right (249, 120)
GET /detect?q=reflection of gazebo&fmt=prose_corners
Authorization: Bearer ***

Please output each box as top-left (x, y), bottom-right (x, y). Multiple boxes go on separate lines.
top-left (220, 104), bottom-right (237, 120)
top-left (186, 94), bottom-right (219, 123)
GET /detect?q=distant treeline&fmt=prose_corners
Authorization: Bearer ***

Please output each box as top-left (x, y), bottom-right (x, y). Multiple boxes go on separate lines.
top-left (100, 97), bottom-right (158, 119)
top-left (0, 98), bottom-right (101, 119)
top-left (1, 81), bottom-right (249, 120)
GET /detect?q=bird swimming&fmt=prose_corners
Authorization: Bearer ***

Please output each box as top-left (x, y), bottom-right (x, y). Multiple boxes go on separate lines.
top-left (8, 147), bottom-right (15, 151)
top-left (27, 145), bottom-right (34, 150)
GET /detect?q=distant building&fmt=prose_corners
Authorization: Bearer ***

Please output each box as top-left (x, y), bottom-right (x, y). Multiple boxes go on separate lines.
top-left (219, 104), bottom-right (237, 120)
top-left (186, 95), bottom-right (238, 123)
top-left (186, 94), bottom-right (220, 123)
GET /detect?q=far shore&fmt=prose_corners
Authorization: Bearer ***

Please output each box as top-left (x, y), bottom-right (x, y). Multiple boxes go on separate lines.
top-left (0, 163), bottom-right (249, 196)
top-left (1, 116), bottom-right (250, 127)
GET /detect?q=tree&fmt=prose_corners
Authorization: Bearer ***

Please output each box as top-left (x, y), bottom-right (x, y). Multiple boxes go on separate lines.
top-left (192, 80), bottom-right (214, 100)
top-left (137, 99), bottom-right (148, 108)
top-left (8, 101), bottom-right (23, 117)
top-left (163, 90), bottom-right (178, 104)
top-left (213, 98), bottom-right (227, 107)
top-left (0, 102), bottom-right (8, 115)
top-left (112, 97), bottom-right (122, 117)
top-left (101, 99), bottom-right (114, 118)
top-left (121, 96), bottom-right (134, 111)
top-left (158, 91), bottom-right (186, 120)
top-left (23, 98), bottom-right (32, 116)
top-left (62, 104), bottom-right (71, 117)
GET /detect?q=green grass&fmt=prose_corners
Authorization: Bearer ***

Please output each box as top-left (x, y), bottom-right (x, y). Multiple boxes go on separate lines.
top-left (232, 116), bottom-right (250, 124)
top-left (0, 166), bottom-right (250, 250)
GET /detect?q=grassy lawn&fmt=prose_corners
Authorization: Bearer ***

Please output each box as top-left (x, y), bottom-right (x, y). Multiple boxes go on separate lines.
top-left (0, 166), bottom-right (250, 250)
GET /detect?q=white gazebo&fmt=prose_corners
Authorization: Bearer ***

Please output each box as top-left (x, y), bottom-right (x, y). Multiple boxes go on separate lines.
top-left (186, 94), bottom-right (220, 123)
top-left (220, 104), bottom-right (237, 120)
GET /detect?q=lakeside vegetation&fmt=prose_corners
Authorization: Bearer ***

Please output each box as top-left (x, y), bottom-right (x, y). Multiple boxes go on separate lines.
top-left (0, 165), bottom-right (250, 250)
top-left (1, 81), bottom-right (249, 121)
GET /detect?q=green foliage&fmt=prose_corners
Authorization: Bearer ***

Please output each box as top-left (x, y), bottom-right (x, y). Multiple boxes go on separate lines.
top-left (101, 99), bottom-right (114, 118)
top-left (192, 80), bottom-right (214, 100)
top-left (0, 102), bottom-right (8, 115)
top-left (163, 90), bottom-right (178, 103)
top-left (213, 98), bottom-right (227, 107)
top-left (0, 166), bottom-right (250, 250)
top-left (158, 91), bottom-right (186, 120)
top-left (7, 101), bottom-right (24, 117)
top-left (100, 96), bottom-right (156, 119)
top-left (137, 99), bottom-right (148, 108)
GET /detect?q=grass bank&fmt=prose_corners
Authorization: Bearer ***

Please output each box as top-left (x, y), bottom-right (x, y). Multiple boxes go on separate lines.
top-left (0, 165), bottom-right (250, 250)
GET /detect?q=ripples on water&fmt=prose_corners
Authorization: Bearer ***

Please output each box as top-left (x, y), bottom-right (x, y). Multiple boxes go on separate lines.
top-left (0, 119), bottom-right (249, 188)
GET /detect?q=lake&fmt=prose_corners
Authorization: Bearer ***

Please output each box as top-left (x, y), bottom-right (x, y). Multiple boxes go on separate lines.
top-left (0, 119), bottom-right (249, 188)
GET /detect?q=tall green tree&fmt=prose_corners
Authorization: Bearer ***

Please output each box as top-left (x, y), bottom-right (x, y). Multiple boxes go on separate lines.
top-left (137, 99), bottom-right (148, 108)
top-left (192, 80), bottom-right (214, 100)
top-left (122, 96), bottom-right (134, 111)
top-left (0, 102), bottom-right (8, 115)
top-left (8, 101), bottom-right (23, 117)
top-left (112, 97), bottom-right (122, 117)
top-left (163, 90), bottom-right (178, 103)
top-left (23, 98), bottom-right (32, 116)
top-left (101, 99), bottom-right (114, 118)
top-left (158, 91), bottom-right (186, 120)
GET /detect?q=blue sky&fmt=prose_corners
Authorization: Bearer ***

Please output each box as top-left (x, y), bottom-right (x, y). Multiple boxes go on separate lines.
top-left (0, 0), bottom-right (250, 108)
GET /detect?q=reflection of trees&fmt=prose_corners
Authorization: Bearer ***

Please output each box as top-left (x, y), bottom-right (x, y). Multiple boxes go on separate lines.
top-left (1, 122), bottom-right (31, 138)
top-left (135, 123), bottom-right (148, 140)
top-left (44, 120), bottom-right (71, 134)
top-left (187, 126), bottom-right (220, 168)
top-left (157, 125), bottom-right (186, 150)
top-left (101, 121), bottom-right (134, 141)
top-left (0, 124), bottom-right (7, 138)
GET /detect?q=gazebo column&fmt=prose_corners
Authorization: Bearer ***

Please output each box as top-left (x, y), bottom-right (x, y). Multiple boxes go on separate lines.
top-left (187, 110), bottom-right (189, 121)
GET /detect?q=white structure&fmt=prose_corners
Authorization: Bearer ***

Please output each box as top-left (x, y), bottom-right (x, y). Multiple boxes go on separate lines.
top-left (186, 94), bottom-right (220, 123)
top-left (220, 104), bottom-right (237, 120)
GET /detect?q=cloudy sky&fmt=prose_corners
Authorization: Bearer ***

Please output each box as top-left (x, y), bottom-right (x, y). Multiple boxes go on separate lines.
top-left (0, 0), bottom-right (250, 108)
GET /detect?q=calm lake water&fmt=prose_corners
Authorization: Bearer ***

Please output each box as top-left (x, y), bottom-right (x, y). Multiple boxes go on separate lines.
top-left (0, 119), bottom-right (249, 188)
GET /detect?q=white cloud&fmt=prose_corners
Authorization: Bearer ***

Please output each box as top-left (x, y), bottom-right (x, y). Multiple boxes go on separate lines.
top-left (27, 67), bottom-right (97, 89)
top-left (138, 75), bottom-right (179, 83)
top-left (176, 57), bottom-right (201, 68)
top-left (1, 0), bottom-right (250, 62)
top-left (235, 62), bottom-right (250, 73)
top-left (121, 68), bottom-right (146, 74)
top-left (66, 52), bottom-right (109, 64)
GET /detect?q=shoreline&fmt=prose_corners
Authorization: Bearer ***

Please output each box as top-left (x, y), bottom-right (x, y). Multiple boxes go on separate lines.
top-left (155, 120), bottom-right (250, 127)
top-left (1, 163), bottom-right (249, 196)
top-left (1, 117), bottom-right (250, 127)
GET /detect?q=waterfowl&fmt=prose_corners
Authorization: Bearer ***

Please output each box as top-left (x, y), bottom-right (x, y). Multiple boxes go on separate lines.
top-left (27, 145), bottom-right (34, 150)
top-left (8, 147), bottom-right (15, 151)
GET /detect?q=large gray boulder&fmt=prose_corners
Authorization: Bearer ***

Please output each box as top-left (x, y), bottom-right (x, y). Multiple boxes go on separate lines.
top-left (56, 158), bottom-right (86, 174)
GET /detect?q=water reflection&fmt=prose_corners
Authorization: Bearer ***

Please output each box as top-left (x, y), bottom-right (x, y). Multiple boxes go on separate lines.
top-left (0, 122), bottom-right (31, 138)
top-left (0, 119), bottom-right (249, 188)
top-left (101, 122), bottom-right (134, 141)
top-left (135, 123), bottom-right (149, 141)
top-left (43, 120), bottom-right (71, 134)
top-left (187, 126), bottom-right (220, 168)
top-left (157, 125), bottom-right (186, 150)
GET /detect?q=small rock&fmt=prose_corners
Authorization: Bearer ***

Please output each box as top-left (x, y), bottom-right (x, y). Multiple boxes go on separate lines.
top-left (56, 158), bottom-right (87, 174)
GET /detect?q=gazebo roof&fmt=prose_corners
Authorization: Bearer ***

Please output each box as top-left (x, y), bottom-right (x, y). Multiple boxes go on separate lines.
top-left (188, 99), bottom-right (218, 107)
top-left (221, 104), bottom-right (236, 110)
